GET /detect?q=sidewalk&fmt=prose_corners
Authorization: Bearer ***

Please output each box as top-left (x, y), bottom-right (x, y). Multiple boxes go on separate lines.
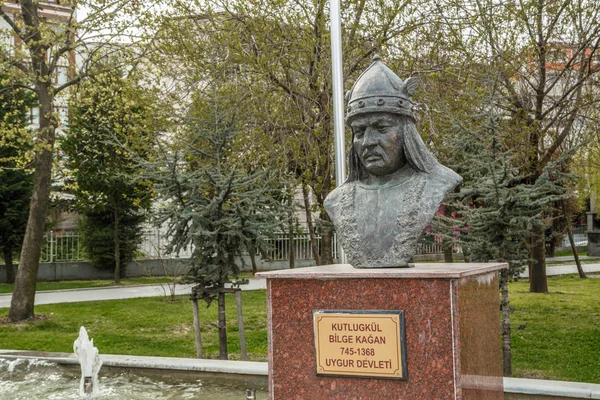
top-left (546, 255), bottom-right (599, 263)
top-left (1, 261), bottom-right (597, 309)
top-left (521, 261), bottom-right (600, 278)
top-left (0, 279), bottom-right (267, 309)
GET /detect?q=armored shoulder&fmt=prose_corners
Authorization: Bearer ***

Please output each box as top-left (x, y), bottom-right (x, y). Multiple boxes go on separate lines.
top-left (422, 165), bottom-right (462, 201)
top-left (324, 183), bottom-right (352, 222)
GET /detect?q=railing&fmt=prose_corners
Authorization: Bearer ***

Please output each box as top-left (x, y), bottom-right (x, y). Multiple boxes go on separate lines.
top-left (41, 226), bottom-right (588, 264)
top-left (38, 229), bottom-right (449, 263)
top-left (138, 230), bottom-right (194, 259)
top-left (262, 234), bottom-right (338, 261)
top-left (562, 225), bottom-right (587, 247)
top-left (415, 234), bottom-right (463, 255)
top-left (40, 230), bottom-right (86, 263)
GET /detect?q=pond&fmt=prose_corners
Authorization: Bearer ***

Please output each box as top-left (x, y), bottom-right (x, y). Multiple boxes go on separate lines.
top-left (0, 358), bottom-right (267, 400)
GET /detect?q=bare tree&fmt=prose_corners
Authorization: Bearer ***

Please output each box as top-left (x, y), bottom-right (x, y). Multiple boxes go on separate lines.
top-left (426, 0), bottom-right (600, 292)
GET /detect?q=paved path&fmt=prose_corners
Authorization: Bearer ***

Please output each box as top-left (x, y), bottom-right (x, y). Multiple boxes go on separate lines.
top-left (0, 279), bottom-right (266, 309)
top-left (546, 255), bottom-right (599, 262)
top-left (521, 263), bottom-right (600, 278)
top-left (1, 262), bottom-right (598, 309)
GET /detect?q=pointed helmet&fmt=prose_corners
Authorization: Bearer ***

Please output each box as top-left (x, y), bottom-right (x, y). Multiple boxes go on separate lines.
top-left (346, 55), bottom-right (418, 122)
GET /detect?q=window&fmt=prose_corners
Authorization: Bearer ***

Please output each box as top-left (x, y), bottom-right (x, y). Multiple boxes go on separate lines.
top-left (30, 107), bottom-right (40, 126)
top-left (57, 66), bottom-right (68, 85)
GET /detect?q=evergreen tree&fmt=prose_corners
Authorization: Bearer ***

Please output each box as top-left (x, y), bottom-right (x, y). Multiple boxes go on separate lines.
top-left (154, 117), bottom-right (291, 289)
top-left (62, 67), bottom-right (158, 283)
top-left (0, 78), bottom-right (35, 283)
top-left (150, 109), bottom-right (291, 359)
top-left (441, 112), bottom-right (574, 375)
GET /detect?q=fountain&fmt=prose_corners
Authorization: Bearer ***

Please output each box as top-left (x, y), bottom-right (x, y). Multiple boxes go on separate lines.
top-left (0, 357), bottom-right (267, 399)
top-left (73, 326), bottom-right (103, 397)
top-left (0, 327), bottom-right (266, 398)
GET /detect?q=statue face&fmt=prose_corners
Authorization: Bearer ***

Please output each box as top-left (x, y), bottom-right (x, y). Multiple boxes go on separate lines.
top-left (351, 113), bottom-right (405, 177)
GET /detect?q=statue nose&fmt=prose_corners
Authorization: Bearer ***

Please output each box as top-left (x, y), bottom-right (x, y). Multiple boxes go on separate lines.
top-left (362, 127), bottom-right (378, 147)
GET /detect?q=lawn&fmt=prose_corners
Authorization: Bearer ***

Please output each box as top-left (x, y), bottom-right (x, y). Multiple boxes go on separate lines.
top-left (509, 274), bottom-right (600, 383)
top-left (0, 289), bottom-right (267, 361)
top-left (0, 275), bottom-right (598, 383)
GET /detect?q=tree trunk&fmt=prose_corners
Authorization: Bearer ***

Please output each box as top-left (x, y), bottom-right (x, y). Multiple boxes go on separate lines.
top-left (443, 241), bottom-right (454, 263)
top-left (462, 245), bottom-right (471, 263)
top-left (566, 224), bottom-right (586, 279)
top-left (563, 202), bottom-right (586, 279)
top-left (529, 223), bottom-right (548, 293)
top-left (113, 198), bottom-right (121, 284)
top-left (248, 243), bottom-right (258, 276)
top-left (218, 291), bottom-right (228, 360)
top-left (3, 247), bottom-right (15, 284)
top-left (546, 208), bottom-right (559, 258)
top-left (9, 84), bottom-right (55, 322)
top-left (500, 268), bottom-right (512, 376)
top-left (288, 213), bottom-right (295, 269)
top-left (320, 210), bottom-right (333, 265)
top-left (301, 184), bottom-right (321, 265)
top-left (547, 236), bottom-right (556, 258)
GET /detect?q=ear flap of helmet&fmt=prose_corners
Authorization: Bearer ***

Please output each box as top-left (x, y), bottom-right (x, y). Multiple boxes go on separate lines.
top-left (404, 76), bottom-right (419, 97)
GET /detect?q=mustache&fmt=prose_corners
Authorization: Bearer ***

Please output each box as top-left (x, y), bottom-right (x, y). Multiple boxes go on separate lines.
top-left (362, 150), bottom-right (384, 159)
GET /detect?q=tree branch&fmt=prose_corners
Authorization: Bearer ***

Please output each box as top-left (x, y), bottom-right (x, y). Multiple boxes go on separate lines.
top-left (0, 8), bottom-right (23, 40)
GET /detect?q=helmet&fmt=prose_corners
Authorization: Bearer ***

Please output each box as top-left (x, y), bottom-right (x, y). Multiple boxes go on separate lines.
top-left (345, 55), bottom-right (418, 122)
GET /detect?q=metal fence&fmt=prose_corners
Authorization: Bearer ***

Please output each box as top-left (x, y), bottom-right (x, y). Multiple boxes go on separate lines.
top-left (138, 230), bottom-right (194, 259)
top-left (40, 230), bottom-right (86, 263)
top-left (262, 234), bottom-right (338, 261)
top-left (139, 231), bottom-right (339, 262)
top-left (563, 225), bottom-right (588, 247)
top-left (38, 229), bottom-right (452, 263)
top-left (38, 226), bottom-right (586, 263)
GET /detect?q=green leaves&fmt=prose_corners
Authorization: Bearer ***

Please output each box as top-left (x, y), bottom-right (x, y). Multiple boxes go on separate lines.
top-left (0, 75), bottom-right (35, 260)
top-left (62, 63), bottom-right (159, 271)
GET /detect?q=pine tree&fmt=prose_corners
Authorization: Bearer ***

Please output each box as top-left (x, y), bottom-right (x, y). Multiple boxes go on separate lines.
top-left (150, 110), bottom-right (292, 359)
top-left (442, 112), bottom-right (575, 376)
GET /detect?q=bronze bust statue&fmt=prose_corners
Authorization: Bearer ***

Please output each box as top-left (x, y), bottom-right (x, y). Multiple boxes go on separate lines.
top-left (324, 56), bottom-right (462, 268)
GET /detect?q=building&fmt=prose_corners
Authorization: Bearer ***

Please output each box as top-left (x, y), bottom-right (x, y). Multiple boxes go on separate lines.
top-left (1, 1), bottom-right (75, 127)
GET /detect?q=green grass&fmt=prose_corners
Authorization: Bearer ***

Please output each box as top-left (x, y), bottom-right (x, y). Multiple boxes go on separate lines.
top-left (0, 274), bottom-right (598, 383)
top-left (551, 249), bottom-right (588, 258)
top-left (0, 290), bottom-right (267, 361)
top-left (509, 274), bottom-right (600, 383)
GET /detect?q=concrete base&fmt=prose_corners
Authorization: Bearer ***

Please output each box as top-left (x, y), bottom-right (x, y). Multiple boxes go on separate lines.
top-left (257, 263), bottom-right (507, 400)
top-left (0, 350), bottom-right (267, 386)
top-left (588, 231), bottom-right (600, 257)
top-left (1, 351), bottom-right (598, 399)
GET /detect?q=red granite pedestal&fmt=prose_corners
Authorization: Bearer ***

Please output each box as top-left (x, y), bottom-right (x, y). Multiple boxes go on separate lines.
top-left (256, 263), bottom-right (507, 400)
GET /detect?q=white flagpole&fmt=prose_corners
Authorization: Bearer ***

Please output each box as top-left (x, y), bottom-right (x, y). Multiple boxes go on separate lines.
top-left (330, 0), bottom-right (347, 264)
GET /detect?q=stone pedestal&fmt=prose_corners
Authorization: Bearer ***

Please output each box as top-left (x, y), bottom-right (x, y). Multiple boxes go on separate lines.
top-left (587, 231), bottom-right (600, 257)
top-left (257, 263), bottom-right (507, 400)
